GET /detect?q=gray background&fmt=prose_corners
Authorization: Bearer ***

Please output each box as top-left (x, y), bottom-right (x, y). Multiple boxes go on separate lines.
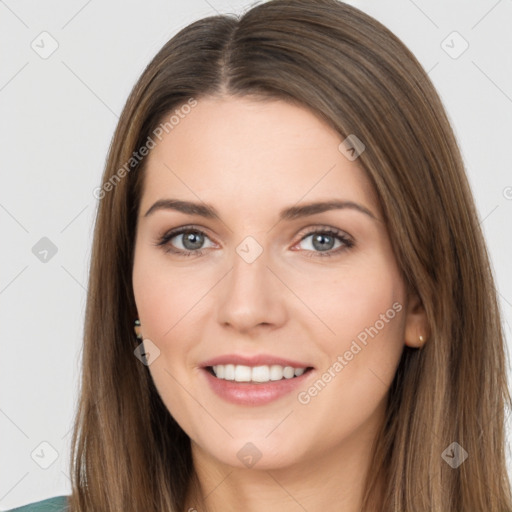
top-left (1, 0), bottom-right (511, 508)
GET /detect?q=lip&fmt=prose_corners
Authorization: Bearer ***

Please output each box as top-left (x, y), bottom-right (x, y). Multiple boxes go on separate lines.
top-left (201, 368), bottom-right (314, 406)
top-left (201, 366), bottom-right (315, 406)
top-left (200, 354), bottom-right (314, 369)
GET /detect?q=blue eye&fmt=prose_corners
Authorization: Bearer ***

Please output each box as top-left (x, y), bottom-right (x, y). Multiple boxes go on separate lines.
top-left (155, 226), bottom-right (214, 257)
top-left (154, 225), bottom-right (354, 258)
top-left (296, 228), bottom-right (354, 258)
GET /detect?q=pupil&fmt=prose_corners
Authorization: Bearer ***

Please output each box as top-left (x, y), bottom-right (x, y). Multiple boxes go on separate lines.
top-left (313, 234), bottom-right (334, 251)
top-left (184, 232), bottom-right (203, 250)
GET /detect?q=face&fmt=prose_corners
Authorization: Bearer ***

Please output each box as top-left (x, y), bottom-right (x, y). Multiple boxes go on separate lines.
top-left (132, 95), bottom-right (422, 472)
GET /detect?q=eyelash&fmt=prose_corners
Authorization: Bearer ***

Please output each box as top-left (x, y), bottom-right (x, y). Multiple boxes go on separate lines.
top-left (154, 225), bottom-right (354, 259)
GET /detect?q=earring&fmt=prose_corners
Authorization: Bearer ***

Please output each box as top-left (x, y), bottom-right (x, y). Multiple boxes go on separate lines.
top-left (419, 335), bottom-right (425, 343)
top-left (134, 319), bottom-right (143, 340)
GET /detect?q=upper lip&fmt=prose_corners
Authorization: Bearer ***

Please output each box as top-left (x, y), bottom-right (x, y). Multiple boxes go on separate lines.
top-left (200, 354), bottom-right (314, 369)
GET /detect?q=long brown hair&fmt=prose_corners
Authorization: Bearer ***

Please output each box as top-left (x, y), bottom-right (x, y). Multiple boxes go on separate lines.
top-left (68, 1), bottom-right (512, 510)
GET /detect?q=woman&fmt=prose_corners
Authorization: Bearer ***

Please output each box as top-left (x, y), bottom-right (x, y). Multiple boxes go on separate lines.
top-left (9, 0), bottom-right (511, 510)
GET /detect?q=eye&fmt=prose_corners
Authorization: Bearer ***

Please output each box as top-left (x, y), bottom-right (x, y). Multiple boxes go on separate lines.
top-left (154, 226), bottom-right (215, 256)
top-left (294, 227), bottom-right (354, 258)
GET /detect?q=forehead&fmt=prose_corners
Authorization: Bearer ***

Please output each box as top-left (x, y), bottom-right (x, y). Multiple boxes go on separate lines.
top-left (140, 95), bottom-right (379, 217)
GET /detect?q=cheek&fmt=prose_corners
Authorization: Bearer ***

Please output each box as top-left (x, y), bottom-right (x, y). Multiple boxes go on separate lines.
top-left (292, 271), bottom-right (405, 444)
top-left (335, 273), bottom-right (402, 337)
top-left (309, 257), bottom-right (406, 383)
top-left (132, 247), bottom-right (202, 433)
top-left (132, 243), bottom-right (194, 340)
top-left (301, 256), bottom-right (404, 335)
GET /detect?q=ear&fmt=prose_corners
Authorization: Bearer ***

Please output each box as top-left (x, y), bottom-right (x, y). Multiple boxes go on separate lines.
top-left (403, 289), bottom-right (429, 348)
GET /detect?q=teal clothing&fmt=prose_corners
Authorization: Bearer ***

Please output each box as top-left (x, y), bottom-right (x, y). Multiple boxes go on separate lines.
top-left (4, 496), bottom-right (69, 512)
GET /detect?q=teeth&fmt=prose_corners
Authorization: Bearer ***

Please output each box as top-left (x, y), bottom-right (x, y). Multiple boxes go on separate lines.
top-left (211, 364), bottom-right (308, 383)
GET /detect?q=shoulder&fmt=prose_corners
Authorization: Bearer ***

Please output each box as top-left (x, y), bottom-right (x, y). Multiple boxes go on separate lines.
top-left (3, 496), bottom-right (69, 512)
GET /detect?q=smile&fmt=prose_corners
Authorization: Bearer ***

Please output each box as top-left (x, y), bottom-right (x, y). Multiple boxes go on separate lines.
top-left (207, 364), bottom-right (311, 383)
top-left (201, 365), bottom-right (315, 406)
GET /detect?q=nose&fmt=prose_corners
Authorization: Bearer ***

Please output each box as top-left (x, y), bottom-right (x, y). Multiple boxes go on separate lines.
top-left (216, 243), bottom-right (288, 334)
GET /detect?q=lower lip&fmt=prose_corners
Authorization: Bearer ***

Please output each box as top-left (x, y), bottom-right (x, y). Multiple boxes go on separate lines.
top-left (201, 367), bottom-right (315, 406)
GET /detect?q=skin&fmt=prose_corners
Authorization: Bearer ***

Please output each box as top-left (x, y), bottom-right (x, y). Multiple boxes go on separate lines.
top-left (132, 95), bottom-right (429, 512)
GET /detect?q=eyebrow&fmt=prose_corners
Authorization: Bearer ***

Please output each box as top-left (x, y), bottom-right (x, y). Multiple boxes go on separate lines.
top-left (144, 198), bottom-right (378, 221)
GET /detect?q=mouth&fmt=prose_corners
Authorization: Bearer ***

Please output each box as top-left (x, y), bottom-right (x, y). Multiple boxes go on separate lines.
top-left (204, 364), bottom-right (315, 383)
top-left (198, 354), bottom-right (317, 405)
top-left (201, 363), bottom-right (316, 406)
